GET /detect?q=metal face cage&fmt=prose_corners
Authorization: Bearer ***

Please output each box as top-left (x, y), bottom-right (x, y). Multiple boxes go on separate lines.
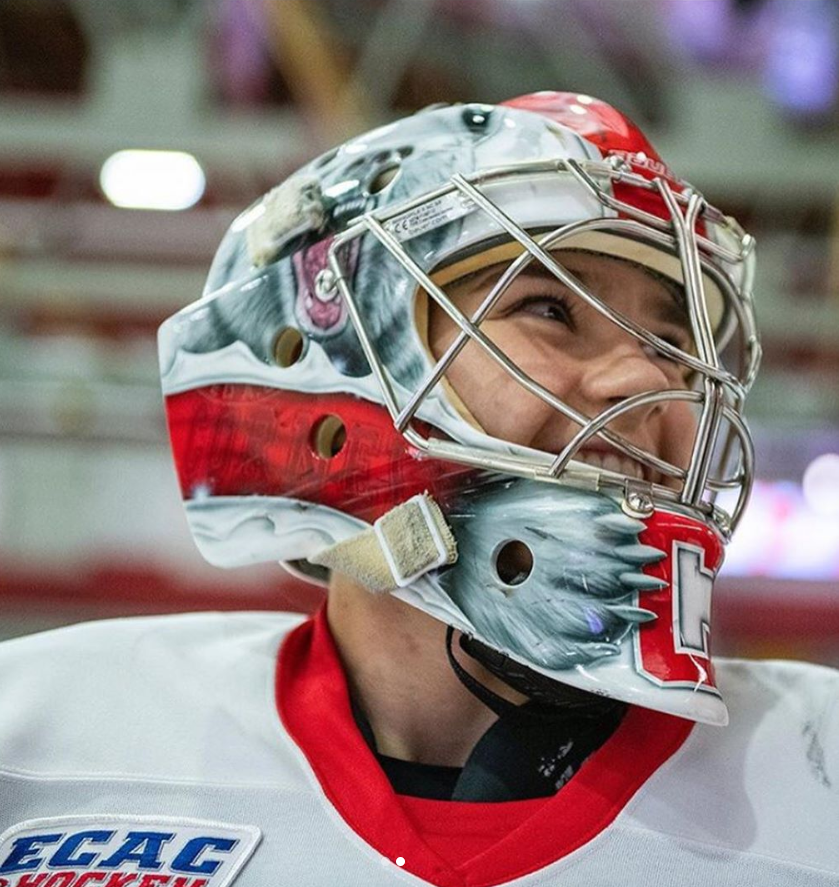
top-left (325, 157), bottom-right (761, 535)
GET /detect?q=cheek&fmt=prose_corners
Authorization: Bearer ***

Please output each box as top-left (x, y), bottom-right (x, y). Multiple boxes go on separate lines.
top-left (660, 401), bottom-right (699, 467)
top-left (435, 323), bottom-right (558, 447)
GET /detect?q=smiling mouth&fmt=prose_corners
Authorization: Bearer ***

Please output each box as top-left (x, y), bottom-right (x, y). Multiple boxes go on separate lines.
top-left (571, 447), bottom-right (660, 486)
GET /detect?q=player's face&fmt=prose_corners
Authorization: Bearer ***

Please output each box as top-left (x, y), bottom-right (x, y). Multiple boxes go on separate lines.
top-left (427, 250), bottom-right (697, 484)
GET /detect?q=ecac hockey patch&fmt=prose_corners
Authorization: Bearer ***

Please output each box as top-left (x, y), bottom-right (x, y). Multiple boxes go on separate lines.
top-left (0, 816), bottom-right (260, 887)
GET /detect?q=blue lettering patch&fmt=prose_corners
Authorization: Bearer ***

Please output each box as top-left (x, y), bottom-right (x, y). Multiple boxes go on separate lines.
top-left (0, 817), bottom-right (260, 887)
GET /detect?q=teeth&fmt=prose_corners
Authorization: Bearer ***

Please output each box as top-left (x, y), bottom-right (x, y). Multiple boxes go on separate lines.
top-left (573, 450), bottom-right (649, 483)
top-left (603, 454), bottom-right (623, 475)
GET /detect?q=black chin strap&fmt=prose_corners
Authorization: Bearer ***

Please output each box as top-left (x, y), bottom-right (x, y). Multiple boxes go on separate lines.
top-left (445, 626), bottom-right (520, 719)
top-left (445, 627), bottom-right (602, 722)
top-left (446, 627), bottom-right (623, 722)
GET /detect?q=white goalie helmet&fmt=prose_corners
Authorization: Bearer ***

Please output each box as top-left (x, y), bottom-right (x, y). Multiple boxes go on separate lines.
top-left (159, 92), bottom-right (760, 725)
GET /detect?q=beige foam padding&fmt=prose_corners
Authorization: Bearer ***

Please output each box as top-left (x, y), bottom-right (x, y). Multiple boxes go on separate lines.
top-left (246, 175), bottom-right (325, 267)
top-left (310, 494), bottom-right (457, 593)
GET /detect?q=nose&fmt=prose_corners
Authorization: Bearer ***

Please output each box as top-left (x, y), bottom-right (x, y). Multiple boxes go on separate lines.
top-left (579, 338), bottom-right (670, 425)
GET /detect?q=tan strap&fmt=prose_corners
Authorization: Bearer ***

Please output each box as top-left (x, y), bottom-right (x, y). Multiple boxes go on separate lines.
top-left (310, 494), bottom-right (457, 592)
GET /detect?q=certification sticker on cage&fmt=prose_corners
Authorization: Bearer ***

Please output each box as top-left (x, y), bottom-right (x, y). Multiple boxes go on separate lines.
top-left (384, 192), bottom-right (476, 242)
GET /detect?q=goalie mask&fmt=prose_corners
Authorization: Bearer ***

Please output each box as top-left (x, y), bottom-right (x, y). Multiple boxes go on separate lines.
top-left (158, 92), bottom-right (760, 726)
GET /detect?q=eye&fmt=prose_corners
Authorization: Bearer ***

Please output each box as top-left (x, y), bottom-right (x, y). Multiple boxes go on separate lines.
top-left (657, 332), bottom-right (690, 352)
top-left (640, 333), bottom-right (694, 384)
top-left (508, 294), bottom-right (576, 328)
top-left (649, 322), bottom-right (693, 355)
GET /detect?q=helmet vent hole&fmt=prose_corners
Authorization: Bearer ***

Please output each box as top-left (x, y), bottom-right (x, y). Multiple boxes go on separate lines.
top-left (273, 327), bottom-right (306, 368)
top-left (311, 415), bottom-right (346, 459)
top-left (368, 162), bottom-right (401, 195)
top-left (494, 540), bottom-right (533, 587)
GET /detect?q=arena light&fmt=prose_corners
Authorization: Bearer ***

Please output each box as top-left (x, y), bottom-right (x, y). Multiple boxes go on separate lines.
top-left (764, 0), bottom-right (837, 116)
top-left (803, 453), bottom-right (839, 518)
top-left (664, 0), bottom-right (732, 62)
top-left (722, 479), bottom-right (839, 580)
top-left (100, 150), bottom-right (206, 211)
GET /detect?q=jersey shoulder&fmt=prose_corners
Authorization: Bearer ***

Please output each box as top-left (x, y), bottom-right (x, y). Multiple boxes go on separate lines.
top-left (625, 656), bottom-right (839, 873)
top-left (718, 655), bottom-right (839, 704)
top-left (0, 610), bottom-right (309, 783)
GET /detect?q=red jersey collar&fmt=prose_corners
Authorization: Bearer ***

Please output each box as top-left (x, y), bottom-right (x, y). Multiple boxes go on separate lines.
top-left (277, 606), bottom-right (692, 887)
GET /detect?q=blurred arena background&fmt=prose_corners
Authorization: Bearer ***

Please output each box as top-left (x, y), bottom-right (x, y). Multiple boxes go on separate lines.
top-left (1, 0), bottom-right (838, 664)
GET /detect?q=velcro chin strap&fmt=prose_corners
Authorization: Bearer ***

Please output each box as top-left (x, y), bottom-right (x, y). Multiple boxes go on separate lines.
top-left (309, 493), bottom-right (457, 592)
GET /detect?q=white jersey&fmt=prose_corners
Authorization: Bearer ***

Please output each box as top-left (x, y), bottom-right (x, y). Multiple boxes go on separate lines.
top-left (0, 610), bottom-right (837, 887)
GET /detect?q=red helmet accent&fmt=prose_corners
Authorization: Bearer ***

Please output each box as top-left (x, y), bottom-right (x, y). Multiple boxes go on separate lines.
top-left (501, 91), bottom-right (696, 231)
top-left (636, 510), bottom-right (724, 691)
top-left (502, 91), bottom-right (676, 182)
top-left (165, 386), bottom-right (474, 525)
